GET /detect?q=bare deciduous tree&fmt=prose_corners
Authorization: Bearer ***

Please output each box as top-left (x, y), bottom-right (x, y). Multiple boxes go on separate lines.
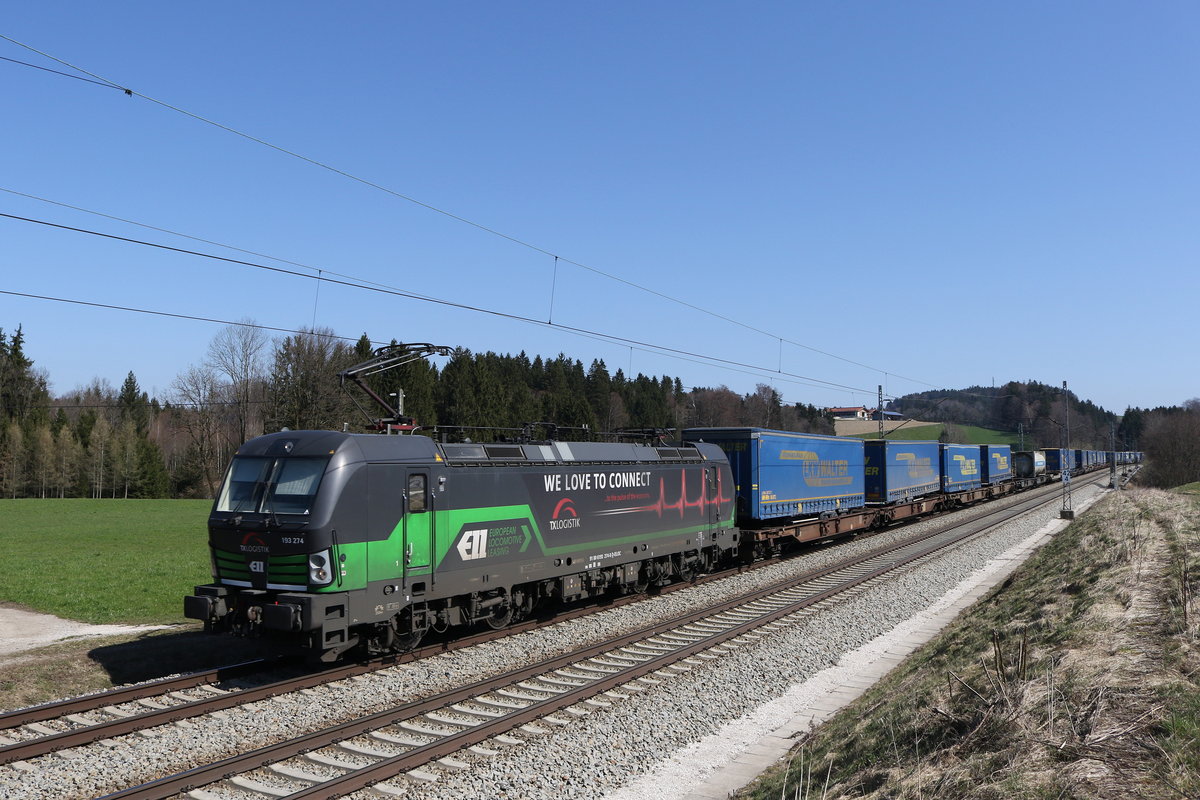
top-left (171, 364), bottom-right (226, 498)
top-left (206, 321), bottom-right (268, 446)
top-left (0, 422), bottom-right (23, 498)
top-left (30, 425), bottom-right (53, 498)
top-left (54, 426), bottom-right (81, 498)
top-left (88, 415), bottom-right (111, 499)
top-left (1140, 403), bottom-right (1200, 488)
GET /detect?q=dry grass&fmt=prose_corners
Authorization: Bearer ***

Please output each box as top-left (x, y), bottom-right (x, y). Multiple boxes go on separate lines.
top-left (739, 488), bottom-right (1200, 800)
top-left (0, 626), bottom-right (278, 712)
top-left (833, 419), bottom-right (936, 437)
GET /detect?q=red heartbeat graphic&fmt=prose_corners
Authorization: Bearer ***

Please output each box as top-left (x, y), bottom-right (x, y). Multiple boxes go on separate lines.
top-left (629, 469), bottom-right (734, 518)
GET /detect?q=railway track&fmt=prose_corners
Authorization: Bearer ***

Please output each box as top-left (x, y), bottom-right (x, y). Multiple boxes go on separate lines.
top-left (0, 472), bottom-right (1093, 772)
top-left (77, 472), bottom-right (1104, 800)
top-left (0, 546), bottom-right (778, 766)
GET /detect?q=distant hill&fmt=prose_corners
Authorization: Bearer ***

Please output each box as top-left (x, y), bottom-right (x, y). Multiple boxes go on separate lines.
top-left (888, 381), bottom-right (1125, 451)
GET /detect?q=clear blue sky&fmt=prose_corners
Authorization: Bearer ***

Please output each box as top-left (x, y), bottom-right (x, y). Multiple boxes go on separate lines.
top-left (2, 2), bottom-right (1196, 415)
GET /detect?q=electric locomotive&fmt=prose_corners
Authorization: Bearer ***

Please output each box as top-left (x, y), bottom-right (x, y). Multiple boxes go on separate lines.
top-left (185, 429), bottom-right (738, 661)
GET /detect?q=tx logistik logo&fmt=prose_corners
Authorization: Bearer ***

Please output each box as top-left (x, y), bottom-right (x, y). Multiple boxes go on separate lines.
top-left (550, 498), bottom-right (581, 530)
top-left (240, 531), bottom-right (269, 553)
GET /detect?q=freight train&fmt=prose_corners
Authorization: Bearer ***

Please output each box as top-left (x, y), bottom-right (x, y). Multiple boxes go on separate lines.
top-left (184, 427), bottom-right (1141, 661)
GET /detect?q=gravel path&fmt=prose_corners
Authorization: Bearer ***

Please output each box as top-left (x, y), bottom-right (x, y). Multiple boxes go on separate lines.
top-left (0, 606), bottom-right (170, 657)
top-left (0, 483), bottom-right (1104, 800)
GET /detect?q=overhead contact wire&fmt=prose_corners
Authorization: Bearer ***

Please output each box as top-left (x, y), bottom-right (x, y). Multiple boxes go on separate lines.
top-left (0, 34), bottom-right (935, 389)
top-left (0, 212), bottom-right (873, 395)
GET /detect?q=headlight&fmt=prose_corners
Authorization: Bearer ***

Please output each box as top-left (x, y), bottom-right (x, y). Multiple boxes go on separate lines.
top-left (309, 549), bottom-right (333, 585)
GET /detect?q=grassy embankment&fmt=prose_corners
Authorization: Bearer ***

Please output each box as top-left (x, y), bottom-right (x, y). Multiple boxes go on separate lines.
top-left (851, 424), bottom-right (945, 441)
top-left (850, 422), bottom-right (1022, 448)
top-left (0, 498), bottom-right (211, 624)
top-left (737, 487), bottom-right (1200, 799)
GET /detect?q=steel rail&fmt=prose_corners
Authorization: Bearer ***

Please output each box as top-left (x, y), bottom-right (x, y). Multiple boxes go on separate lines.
top-left (0, 556), bottom-right (757, 765)
top-left (3, 470), bottom-right (1099, 767)
top-left (0, 658), bottom-right (271, 732)
top-left (96, 472), bottom-right (1106, 800)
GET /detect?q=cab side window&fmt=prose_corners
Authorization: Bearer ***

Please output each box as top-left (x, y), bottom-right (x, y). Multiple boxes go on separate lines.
top-left (407, 474), bottom-right (427, 513)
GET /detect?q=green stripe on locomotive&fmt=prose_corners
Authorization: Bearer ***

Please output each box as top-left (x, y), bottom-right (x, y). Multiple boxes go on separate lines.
top-left (361, 500), bottom-right (733, 586)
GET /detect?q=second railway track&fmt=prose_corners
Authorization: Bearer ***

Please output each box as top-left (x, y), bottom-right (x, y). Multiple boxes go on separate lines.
top-left (1, 473), bottom-right (1110, 800)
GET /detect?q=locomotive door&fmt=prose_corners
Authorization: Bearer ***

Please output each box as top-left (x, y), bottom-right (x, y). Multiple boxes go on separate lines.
top-left (402, 471), bottom-right (433, 591)
top-left (706, 466), bottom-right (719, 526)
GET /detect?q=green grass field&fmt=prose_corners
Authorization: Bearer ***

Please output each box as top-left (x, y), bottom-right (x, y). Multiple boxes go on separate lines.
top-left (956, 424), bottom-right (1023, 447)
top-left (851, 423), bottom-right (1022, 446)
top-left (0, 499), bottom-right (212, 624)
top-left (853, 423), bottom-right (944, 440)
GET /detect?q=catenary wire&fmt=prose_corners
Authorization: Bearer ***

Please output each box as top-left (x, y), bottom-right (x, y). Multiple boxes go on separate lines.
top-left (0, 54), bottom-right (116, 88)
top-left (0, 187), bottom-right (422, 296)
top-left (0, 34), bottom-right (937, 390)
top-left (0, 187), bottom-right (872, 396)
top-left (0, 212), bottom-right (878, 395)
top-left (0, 287), bottom-right (883, 402)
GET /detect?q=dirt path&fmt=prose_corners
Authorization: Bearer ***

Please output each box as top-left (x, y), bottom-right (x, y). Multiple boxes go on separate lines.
top-left (0, 604), bottom-right (169, 657)
top-left (832, 419), bottom-right (939, 436)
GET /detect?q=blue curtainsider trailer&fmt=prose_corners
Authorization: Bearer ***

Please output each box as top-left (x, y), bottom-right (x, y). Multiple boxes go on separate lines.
top-left (980, 445), bottom-right (1013, 485)
top-left (940, 443), bottom-right (982, 492)
top-left (682, 427), bottom-right (866, 523)
top-left (1043, 448), bottom-right (1071, 473)
top-left (863, 439), bottom-right (941, 503)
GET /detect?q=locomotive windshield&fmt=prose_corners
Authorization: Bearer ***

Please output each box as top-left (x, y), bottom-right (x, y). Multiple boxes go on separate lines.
top-left (215, 456), bottom-right (328, 515)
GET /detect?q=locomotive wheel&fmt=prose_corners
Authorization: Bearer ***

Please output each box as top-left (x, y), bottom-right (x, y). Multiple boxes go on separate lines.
top-left (389, 610), bottom-right (426, 652)
top-left (395, 628), bottom-right (426, 652)
top-left (485, 603), bottom-right (513, 630)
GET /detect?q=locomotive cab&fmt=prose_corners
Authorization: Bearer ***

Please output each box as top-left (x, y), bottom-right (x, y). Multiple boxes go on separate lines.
top-left (184, 430), bottom-right (442, 660)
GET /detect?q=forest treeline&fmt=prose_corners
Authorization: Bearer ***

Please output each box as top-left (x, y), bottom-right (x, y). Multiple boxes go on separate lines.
top-left (4, 323), bottom-right (1195, 499)
top-left (0, 323), bottom-right (832, 499)
top-left (892, 381), bottom-right (1128, 450)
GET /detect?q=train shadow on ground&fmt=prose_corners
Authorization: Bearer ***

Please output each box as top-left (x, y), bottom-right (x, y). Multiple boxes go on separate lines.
top-left (88, 628), bottom-right (281, 685)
